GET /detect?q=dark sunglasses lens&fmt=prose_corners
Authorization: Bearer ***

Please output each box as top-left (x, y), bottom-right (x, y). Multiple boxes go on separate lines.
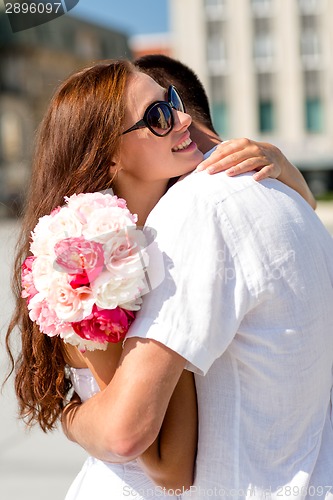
top-left (169, 87), bottom-right (185, 113)
top-left (147, 103), bottom-right (172, 136)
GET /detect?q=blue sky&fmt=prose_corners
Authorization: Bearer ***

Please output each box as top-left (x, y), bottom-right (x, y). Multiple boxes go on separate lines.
top-left (70, 0), bottom-right (169, 35)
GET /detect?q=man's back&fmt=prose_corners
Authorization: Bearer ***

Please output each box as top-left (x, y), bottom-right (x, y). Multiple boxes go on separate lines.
top-left (130, 172), bottom-right (333, 497)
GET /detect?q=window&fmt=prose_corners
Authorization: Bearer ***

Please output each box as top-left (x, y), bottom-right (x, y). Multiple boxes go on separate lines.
top-left (212, 103), bottom-right (228, 136)
top-left (251, 0), bottom-right (274, 17)
top-left (304, 70), bottom-right (321, 96)
top-left (298, 0), bottom-right (322, 15)
top-left (1, 57), bottom-right (26, 92)
top-left (75, 30), bottom-right (99, 59)
top-left (303, 71), bottom-right (323, 132)
top-left (259, 101), bottom-right (274, 133)
top-left (257, 73), bottom-right (274, 100)
top-left (253, 18), bottom-right (274, 68)
top-left (205, 0), bottom-right (226, 7)
top-left (301, 30), bottom-right (321, 57)
top-left (205, 0), bottom-right (227, 18)
top-left (207, 21), bottom-right (227, 65)
top-left (254, 34), bottom-right (274, 60)
top-left (300, 16), bottom-right (322, 68)
top-left (210, 76), bottom-right (228, 135)
top-left (305, 98), bottom-right (323, 132)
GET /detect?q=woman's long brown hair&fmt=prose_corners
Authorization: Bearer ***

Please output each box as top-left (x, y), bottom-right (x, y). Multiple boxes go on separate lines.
top-left (5, 59), bottom-right (135, 432)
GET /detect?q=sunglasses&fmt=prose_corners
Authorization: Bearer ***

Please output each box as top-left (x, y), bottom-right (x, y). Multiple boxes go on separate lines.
top-left (122, 85), bottom-right (186, 137)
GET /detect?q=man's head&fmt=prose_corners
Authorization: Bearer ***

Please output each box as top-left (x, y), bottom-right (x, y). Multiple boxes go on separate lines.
top-left (133, 55), bottom-right (219, 141)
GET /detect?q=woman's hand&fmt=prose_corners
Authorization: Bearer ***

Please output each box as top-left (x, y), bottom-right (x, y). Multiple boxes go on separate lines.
top-left (195, 138), bottom-right (284, 179)
top-left (62, 392), bottom-right (82, 442)
top-left (195, 138), bottom-right (316, 208)
top-left (138, 370), bottom-right (197, 492)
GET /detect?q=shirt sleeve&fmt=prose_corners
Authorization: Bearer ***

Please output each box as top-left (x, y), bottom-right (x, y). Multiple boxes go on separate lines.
top-left (126, 180), bottom-right (253, 375)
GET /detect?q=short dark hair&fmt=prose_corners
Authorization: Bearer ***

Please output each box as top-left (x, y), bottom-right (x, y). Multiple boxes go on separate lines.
top-left (134, 54), bottom-right (217, 134)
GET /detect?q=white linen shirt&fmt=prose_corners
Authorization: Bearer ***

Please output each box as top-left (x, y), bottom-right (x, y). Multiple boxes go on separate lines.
top-left (127, 171), bottom-right (333, 498)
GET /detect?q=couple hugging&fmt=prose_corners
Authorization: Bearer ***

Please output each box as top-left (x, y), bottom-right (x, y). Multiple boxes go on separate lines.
top-left (6, 55), bottom-right (333, 499)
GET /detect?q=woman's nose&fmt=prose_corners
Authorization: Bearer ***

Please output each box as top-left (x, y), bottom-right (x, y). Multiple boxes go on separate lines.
top-left (173, 108), bottom-right (192, 131)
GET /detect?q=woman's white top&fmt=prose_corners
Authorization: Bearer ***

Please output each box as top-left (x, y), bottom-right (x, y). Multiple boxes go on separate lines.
top-left (65, 367), bottom-right (181, 500)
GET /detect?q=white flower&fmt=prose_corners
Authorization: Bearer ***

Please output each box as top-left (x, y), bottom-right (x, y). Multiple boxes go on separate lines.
top-left (91, 270), bottom-right (146, 310)
top-left (47, 273), bottom-right (95, 322)
top-left (103, 228), bottom-right (148, 279)
top-left (30, 208), bottom-right (82, 257)
top-left (32, 255), bottom-right (55, 294)
top-left (82, 207), bottom-right (136, 244)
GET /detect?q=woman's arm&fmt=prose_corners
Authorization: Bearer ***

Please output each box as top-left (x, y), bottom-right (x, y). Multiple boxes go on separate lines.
top-left (63, 344), bottom-right (198, 492)
top-left (195, 138), bottom-right (316, 209)
top-left (138, 369), bottom-right (197, 492)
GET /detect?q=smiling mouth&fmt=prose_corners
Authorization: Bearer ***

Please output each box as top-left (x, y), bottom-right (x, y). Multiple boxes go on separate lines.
top-left (172, 138), bottom-right (192, 152)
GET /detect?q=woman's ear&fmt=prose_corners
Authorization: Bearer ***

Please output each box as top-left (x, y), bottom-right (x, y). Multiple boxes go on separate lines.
top-left (109, 160), bottom-right (118, 175)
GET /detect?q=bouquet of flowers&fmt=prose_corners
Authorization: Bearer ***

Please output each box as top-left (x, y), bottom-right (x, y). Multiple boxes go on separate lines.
top-left (21, 191), bottom-right (149, 351)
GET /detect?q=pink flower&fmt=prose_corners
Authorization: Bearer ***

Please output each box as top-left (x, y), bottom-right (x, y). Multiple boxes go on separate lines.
top-left (50, 206), bottom-right (61, 216)
top-left (28, 294), bottom-right (69, 338)
top-left (54, 237), bottom-right (104, 285)
top-left (21, 256), bottom-right (38, 301)
top-left (47, 274), bottom-right (95, 322)
top-left (72, 305), bottom-right (134, 344)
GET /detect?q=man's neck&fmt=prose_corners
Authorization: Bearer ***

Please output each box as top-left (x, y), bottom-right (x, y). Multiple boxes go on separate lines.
top-left (190, 123), bottom-right (222, 154)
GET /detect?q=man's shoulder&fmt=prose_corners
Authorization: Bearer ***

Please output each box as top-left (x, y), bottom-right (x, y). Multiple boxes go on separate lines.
top-left (146, 172), bottom-right (257, 229)
top-left (167, 171), bottom-right (257, 204)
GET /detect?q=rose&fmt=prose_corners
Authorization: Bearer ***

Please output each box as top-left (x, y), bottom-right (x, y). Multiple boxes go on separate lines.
top-left (28, 294), bottom-right (108, 351)
top-left (21, 256), bottom-right (38, 301)
top-left (28, 293), bottom-right (71, 338)
top-left (30, 207), bottom-right (82, 257)
top-left (54, 237), bottom-right (104, 285)
top-left (65, 192), bottom-right (134, 225)
top-left (103, 228), bottom-right (148, 279)
top-left (72, 305), bottom-right (134, 344)
top-left (91, 269), bottom-right (146, 310)
top-left (82, 207), bottom-right (137, 244)
top-left (47, 274), bottom-right (95, 322)
top-left (31, 255), bottom-right (55, 294)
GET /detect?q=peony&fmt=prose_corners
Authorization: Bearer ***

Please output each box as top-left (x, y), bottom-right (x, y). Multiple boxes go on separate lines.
top-left (21, 256), bottom-right (38, 301)
top-left (30, 208), bottom-right (82, 257)
top-left (103, 228), bottom-right (148, 280)
top-left (28, 293), bottom-right (70, 338)
top-left (65, 192), bottom-right (134, 225)
top-left (54, 237), bottom-right (104, 285)
top-left (92, 271), bottom-right (147, 310)
top-left (47, 274), bottom-right (95, 322)
top-left (82, 207), bottom-right (137, 244)
top-left (32, 255), bottom-right (55, 294)
top-left (72, 305), bottom-right (134, 344)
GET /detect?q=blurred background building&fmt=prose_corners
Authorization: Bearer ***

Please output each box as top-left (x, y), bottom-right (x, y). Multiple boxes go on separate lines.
top-left (0, 5), bottom-right (131, 217)
top-left (0, 0), bottom-right (333, 218)
top-left (170, 0), bottom-right (333, 195)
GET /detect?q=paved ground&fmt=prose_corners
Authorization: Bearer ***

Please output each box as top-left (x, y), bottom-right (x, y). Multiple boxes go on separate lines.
top-left (0, 201), bottom-right (332, 500)
top-left (0, 222), bottom-right (87, 500)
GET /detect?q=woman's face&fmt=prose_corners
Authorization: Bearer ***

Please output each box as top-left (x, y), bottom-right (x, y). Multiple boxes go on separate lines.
top-left (116, 72), bottom-right (203, 185)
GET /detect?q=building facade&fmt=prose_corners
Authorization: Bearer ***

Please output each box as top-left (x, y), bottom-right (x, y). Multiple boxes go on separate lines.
top-left (0, 11), bottom-right (131, 216)
top-left (170, 0), bottom-right (333, 193)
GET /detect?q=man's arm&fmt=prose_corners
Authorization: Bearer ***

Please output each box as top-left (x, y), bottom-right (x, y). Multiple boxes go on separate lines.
top-left (63, 338), bottom-right (186, 463)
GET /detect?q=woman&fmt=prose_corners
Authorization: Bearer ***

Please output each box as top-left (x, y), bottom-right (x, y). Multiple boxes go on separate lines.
top-left (6, 60), bottom-right (315, 499)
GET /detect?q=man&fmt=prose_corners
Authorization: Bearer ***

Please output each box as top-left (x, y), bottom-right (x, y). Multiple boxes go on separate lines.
top-left (134, 55), bottom-right (315, 207)
top-left (63, 56), bottom-right (332, 497)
